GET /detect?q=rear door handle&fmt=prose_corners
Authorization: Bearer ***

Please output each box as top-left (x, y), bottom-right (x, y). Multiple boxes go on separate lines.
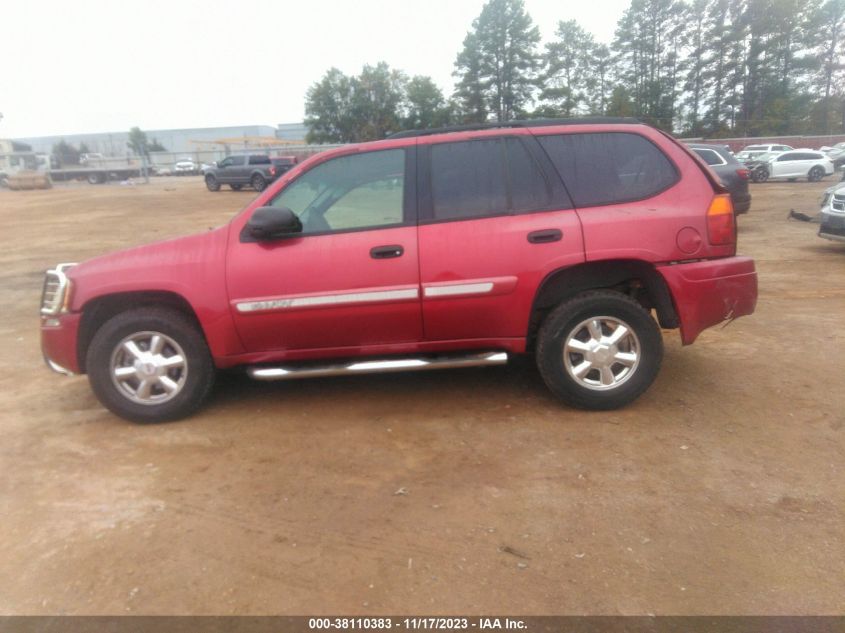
top-left (370, 244), bottom-right (404, 259)
top-left (527, 229), bottom-right (562, 244)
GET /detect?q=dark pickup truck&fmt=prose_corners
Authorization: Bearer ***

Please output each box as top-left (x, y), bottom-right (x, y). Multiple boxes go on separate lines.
top-left (204, 155), bottom-right (297, 192)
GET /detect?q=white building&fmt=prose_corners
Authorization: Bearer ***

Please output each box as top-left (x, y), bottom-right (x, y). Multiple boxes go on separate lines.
top-left (12, 123), bottom-right (307, 157)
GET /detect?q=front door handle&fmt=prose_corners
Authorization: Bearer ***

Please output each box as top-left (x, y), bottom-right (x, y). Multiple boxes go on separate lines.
top-left (370, 244), bottom-right (404, 259)
top-left (527, 229), bottom-right (562, 244)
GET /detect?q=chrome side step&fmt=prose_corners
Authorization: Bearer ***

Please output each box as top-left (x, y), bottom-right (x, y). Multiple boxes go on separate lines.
top-left (247, 351), bottom-right (508, 381)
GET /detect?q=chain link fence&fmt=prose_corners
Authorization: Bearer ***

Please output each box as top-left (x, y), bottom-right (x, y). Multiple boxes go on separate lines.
top-left (148, 145), bottom-right (344, 177)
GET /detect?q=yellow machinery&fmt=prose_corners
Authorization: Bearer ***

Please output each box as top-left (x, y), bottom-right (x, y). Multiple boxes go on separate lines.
top-left (0, 152), bottom-right (52, 190)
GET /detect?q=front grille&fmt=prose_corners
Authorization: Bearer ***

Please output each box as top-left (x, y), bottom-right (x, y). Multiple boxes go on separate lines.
top-left (40, 263), bottom-right (75, 316)
top-left (820, 225), bottom-right (845, 237)
top-left (833, 201), bottom-right (845, 211)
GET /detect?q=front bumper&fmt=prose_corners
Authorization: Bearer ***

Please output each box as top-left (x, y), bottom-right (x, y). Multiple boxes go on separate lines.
top-left (819, 211), bottom-right (845, 242)
top-left (658, 256), bottom-right (758, 345)
top-left (41, 312), bottom-right (82, 375)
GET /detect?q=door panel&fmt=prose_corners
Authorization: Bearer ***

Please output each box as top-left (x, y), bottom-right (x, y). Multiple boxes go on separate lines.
top-left (226, 146), bottom-right (421, 353)
top-left (417, 135), bottom-right (584, 341)
top-left (419, 212), bottom-right (584, 340)
top-left (227, 227), bottom-right (421, 351)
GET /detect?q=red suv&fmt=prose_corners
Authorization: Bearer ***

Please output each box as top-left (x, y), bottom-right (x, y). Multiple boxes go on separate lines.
top-left (40, 119), bottom-right (758, 423)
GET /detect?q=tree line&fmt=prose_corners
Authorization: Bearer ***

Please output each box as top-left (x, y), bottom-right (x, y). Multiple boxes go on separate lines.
top-left (304, 0), bottom-right (845, 143)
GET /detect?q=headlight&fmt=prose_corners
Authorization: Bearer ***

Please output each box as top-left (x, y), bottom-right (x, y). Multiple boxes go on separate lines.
top-left (40, 263), bottom-right (76, 316)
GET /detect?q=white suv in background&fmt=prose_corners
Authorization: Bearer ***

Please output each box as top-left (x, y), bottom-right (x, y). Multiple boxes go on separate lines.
top-left (736, 143), bottom-right (793, 161)
top-left (758, 149), bottom-right (834, 182)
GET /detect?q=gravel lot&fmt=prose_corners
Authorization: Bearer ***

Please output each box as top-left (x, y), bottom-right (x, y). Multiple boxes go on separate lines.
top-left (0, 176), bottom-right (842, 615)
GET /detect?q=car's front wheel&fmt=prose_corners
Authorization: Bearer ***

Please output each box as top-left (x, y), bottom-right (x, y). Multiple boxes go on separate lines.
top-left (808, 166), bottom-right (825, 182)
top-left (205, 174), bottom-right (220, 191)
top-left (86, 308), bottom-right (215, 423)
top-left (752, 166), bottom-right (769, 183)
top-left (536, 291), bottom-right (663, 410)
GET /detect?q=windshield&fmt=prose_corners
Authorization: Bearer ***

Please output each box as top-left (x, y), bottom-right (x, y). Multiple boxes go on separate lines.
top-left (755, 152), bottom-right (779, 161)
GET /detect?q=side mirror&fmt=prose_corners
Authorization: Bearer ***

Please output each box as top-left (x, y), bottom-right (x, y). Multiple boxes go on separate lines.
top-left (247, 206), bottom-right (302, 240)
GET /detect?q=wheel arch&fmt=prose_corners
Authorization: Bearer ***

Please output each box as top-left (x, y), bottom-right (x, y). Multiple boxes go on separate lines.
top-left (527, 259), bottom-right (679, 351)
top-left (77, 290), bottom-right (204, 373)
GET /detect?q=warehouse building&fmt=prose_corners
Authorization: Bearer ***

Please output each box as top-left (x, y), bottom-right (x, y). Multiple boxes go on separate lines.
top-left (12, 123), bottom-right (307, 157)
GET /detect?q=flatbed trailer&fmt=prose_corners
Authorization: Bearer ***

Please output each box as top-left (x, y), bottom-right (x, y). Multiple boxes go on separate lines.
top-left (48, 165), bottom-right (149, 184)
top-left (1, 152), bottom-right (151, 188)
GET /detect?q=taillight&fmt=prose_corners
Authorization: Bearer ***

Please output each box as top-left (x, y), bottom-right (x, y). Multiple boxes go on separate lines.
top-left (707, 194), bottom-right (735, 245)
top-left (269, 166), bottom-right (276, 176)
top-left (736, 168), bottom-right (749, 180)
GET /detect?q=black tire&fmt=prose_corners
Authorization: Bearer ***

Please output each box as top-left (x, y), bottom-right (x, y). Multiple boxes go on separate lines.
top-left (536, 290), bottom-right (663, 410)
top-left (808, 166), bottom-right (824, 182)
top-left (230, 184), bottom-right (243, 191)
top-left (753, 166), bottom-right (769, 183)
top-left (86, 307), bottom-right (215, 423)
top-left (251, 173), bottom-right (267, 191)
top-left (205, 174), bottom-right (220, 191)
top-left (87, 172), bottom-right (105, 185)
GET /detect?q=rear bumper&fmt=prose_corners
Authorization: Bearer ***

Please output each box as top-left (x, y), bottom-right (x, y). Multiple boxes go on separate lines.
top-left (732, 191), bottom-right (751, 214)
top-left (41, 313), bottom-right (82, 375)
top-left (658, 256), bottom-right (758, 345)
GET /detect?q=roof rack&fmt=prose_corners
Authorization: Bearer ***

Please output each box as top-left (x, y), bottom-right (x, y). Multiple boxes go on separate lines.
top-left (387, 117), bottom-right (642, 140)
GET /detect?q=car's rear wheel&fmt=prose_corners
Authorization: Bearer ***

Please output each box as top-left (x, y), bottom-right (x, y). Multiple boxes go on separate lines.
top-left (536, 291), bottom-right (663, 410)
top-left (86, 308), bottom-right (215, 423)
top-left (205, 174), bottom-right (220, 191)
top-left (251, 174), bottom-right (267, 191)
top-left (808, 166), bottom-right (825, 182)
top-left (230, 184), bottom-right (242, 191)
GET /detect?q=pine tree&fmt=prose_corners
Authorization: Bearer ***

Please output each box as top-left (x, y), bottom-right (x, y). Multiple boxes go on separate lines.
top-left (454, 0), bottom-right (541, 122)
top-left (542, 20), bottom-right (596, 116)
top-left (453, 32), bottom-right (489, 123)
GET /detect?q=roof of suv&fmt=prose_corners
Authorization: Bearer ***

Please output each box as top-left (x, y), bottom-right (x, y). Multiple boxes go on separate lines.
top-left (388, 117), bottom-right (642, 140)
top-left (687, 143), bottom-right (740, 164)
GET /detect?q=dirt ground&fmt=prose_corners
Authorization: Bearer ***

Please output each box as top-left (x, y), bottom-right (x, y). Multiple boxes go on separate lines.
top-left (0, 176), bottom-right (843, 615)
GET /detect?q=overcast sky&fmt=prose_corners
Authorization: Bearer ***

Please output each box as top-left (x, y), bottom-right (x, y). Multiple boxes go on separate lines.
top-left (2, 0), bottom-right (630, 139)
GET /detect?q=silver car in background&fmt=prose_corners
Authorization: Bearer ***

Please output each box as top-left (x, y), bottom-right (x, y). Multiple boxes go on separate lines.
top-left (819, 184), bottom-right (845, 242)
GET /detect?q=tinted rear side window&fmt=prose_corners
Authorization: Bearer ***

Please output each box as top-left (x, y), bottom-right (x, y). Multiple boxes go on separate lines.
top-left (692, 148), bottom-right (724, 166)
top-left (249, 155), bottom-right (271, 165)
top-left (431, 139), bottom-right (508, 220)
top-left (538, 132), bottom-right (678, 207)
top-left (428, 137), bottom-right (559, 221)
top-left (505, 138), bottom-right (553, 212)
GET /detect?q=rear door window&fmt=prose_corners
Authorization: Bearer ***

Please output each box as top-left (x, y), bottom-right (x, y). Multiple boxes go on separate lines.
top-left (692, 148), bottom-right (725, 166)
top-left (538, 132), bottom-right (679, 207)
top-left (428, 137), bottom-right (560, 221)
top-left (505, 138), bottom-right (553, 212)
top-left (430, 139), bottom-right (508, 220)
